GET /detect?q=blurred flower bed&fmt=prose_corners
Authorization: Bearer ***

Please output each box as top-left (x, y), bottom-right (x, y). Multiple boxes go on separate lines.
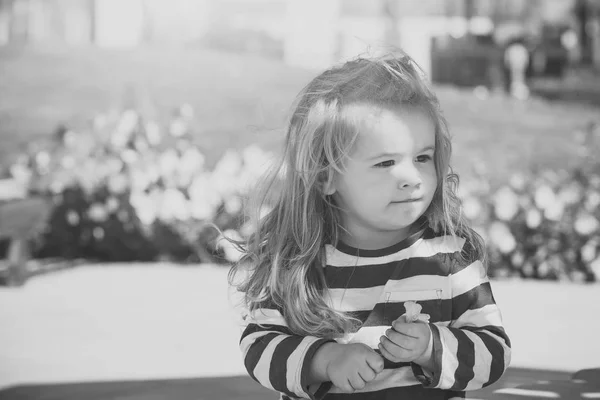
top-left (2, 107), bottom-right (600, 282)
top-left (3, 105), bottom-right (272, 264)
top-left (462, 121), bottom-right (600, 283)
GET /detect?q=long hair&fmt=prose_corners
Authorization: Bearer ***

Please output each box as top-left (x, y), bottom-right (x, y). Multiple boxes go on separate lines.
top-left (228, 54), bottom-right (485, 339)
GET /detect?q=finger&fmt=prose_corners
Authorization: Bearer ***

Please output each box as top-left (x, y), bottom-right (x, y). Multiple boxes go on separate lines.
top-left (366, 353), bottom-right (384, 373)
top-left (340, 379), bottom-right (355, 394)
top-left (349, 374), bottom-right (366, 391)
top-left (379, 337), bottom-right (405, 361)
top-left (381, 333), bottom-right (409, 351)
top-left (359, 366), bottom-right (376, 382)
top-left (391, 322), bottom-right (419, 339)
top-left (378, 342), bottom-right (399, 362)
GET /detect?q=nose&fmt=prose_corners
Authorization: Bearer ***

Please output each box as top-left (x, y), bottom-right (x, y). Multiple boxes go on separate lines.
top-left (392, 163), bottom-right (422, 189)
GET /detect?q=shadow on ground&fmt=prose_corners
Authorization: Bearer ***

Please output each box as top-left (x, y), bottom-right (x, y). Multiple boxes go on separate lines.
top-left (0, 368), bottom-right (571, 400)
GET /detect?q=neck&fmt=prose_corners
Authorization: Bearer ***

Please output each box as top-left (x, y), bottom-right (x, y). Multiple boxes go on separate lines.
top-left (339, 224), bottom-right (413, 250)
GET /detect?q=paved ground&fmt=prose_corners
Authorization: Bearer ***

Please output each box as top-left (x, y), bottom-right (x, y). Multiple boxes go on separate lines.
top-left (0, 264), bottom-right (598, 399)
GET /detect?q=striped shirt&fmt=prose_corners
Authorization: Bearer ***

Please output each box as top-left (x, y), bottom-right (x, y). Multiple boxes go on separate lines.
top-left (239, 227), bottom-right (512, 399)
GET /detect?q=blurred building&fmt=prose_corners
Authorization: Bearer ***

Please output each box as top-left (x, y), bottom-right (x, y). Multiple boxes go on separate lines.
top-left (0, 0), bottom-right (598, 74)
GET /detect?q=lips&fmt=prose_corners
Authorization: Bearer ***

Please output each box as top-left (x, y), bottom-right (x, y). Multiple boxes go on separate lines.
top-left (392, 198), bottom-right (423, 203)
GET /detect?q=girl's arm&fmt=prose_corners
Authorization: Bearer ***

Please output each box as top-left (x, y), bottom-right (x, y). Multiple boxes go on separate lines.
top-left (240, 307), bottom-right (335, 399)
top-left (412, 253), bottom-right (512, 391)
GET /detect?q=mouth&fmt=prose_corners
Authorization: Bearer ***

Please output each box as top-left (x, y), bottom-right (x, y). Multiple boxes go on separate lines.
top-left (391, 198), bottom-right (423, 204)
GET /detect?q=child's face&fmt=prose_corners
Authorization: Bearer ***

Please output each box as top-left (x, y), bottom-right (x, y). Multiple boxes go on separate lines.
top-left (328, 105), bottom-right (437, 249)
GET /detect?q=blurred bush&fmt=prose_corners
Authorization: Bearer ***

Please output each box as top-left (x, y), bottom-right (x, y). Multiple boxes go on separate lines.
top-left (4, 106), bottom-right (274, 264)
top-left (3, 106), bottom-right (600, 283)
top-left (461, 121), bottom-right (600, 283)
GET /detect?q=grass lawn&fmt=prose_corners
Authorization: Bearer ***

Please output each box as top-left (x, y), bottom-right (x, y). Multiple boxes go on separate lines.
top-left (1, 46), bottom-right (599, 185)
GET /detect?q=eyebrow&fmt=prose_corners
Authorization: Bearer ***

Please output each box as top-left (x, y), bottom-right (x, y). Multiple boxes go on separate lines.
top-left (368, 145), bottom-right (436, 160)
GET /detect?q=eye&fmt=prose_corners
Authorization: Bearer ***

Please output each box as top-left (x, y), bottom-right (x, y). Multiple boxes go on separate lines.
top-left (374, 160), bottom-right (395, 168)
top-left (416, 155), bottom-right (433, 163)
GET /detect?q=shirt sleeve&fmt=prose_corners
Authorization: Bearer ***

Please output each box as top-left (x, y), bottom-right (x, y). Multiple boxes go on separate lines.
top-left (412, 256), bottom-right (512, 391)
top-left (240, 307), bottom-right (334, 399)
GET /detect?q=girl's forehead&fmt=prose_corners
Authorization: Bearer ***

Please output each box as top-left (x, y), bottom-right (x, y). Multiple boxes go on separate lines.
top-left (342, 103), bottom-right (435, 151)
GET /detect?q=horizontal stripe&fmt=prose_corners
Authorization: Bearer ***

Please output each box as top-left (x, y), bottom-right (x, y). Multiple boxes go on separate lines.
top-left (270, 335), bottom-right (304, 398)
top-left (253, 334), bottom-right (287, 391)
top-left (365, 298), bottom-right (450, 326)
top-left (450, 260), bottom-right (488, 297)
top-left (324, 253), bottom-right (455, 289)
top-left (461, 325), bottom-right (511, 348)
top-left (337, 325), bottom-right (389, 348)
top-left (451, 303), bottom-right (504, 330)
top-left (244, 332), bottom-right (279, 383)
top-left (327, 275), bottom-right (450, 312)
top-left (451, 328), bottom-right (475, 391)
top-left (328, 366), bottom-right (420, 394)
top-left (462, 329), bottom-right (492, 391)
top-left (288, 336), bottom-right (327, 397)
top-left (241, 330), bottom-right (278, 357)
top-left (325, 235), bottom-right (465, 267)
top-left (438, 325), bottom-right (460, 389)
top-left (452, 282), bottom-right (495, 320)
top-left (241, 323), bottom-right (293, 343)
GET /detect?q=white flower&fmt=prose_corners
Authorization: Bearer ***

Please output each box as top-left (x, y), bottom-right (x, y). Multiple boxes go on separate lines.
top-left (558, 183), bottom-right (583, 205)
top-left (574, 212), bottom-right (600, 236)
top-left (113, 110), bottom-right (139, 147)
top-left (121, 149), bottom-right (139, 164)
top-left (188, 174), bottom-right (222, 220)
top-left (585, 191), bottom-right (600, 212)
top-left (462, 196), bottom-right (482, 220)
top-left (509, 173), bottom-right (527, 191)
top-left (179, 103), bottom-right (194, 119)
top-left (214, 150), bottom-right (242, 178)
top-left (217, 229), bottom-right (244, 262)
top-left (159, 149), bottom-right (180, 178)
top-left (521, 262), bottom-right (534, 277)
top-left (159, 188), bottom-right (189, 222)
top-left (494, 186), bottom-right (520, 221)
top-left (93, 227), bottom-right (105, 240)
top-left (179, 147), bottom-right (205, 176)
top-left (534, 184), bottom-right (556, 211)
top-left (145, 121), bottom-right (162, 146)
top-left (589, 175), bottom-right (600, 190)
top-left (35, 151), bottom-right (51, 171)
top-left (106, 197), bottom-right (120, 213)
top-left (544, 200), bottom-right (564, 221)
top-left (107, 174), bottom-right (129, 195)
top-left (590, 256), bottom-right (600, 281)
top-left (488, 221), bottom-right (517, 254)
top-left (9, 163), bottom-right (31, 186)
top-left (60, 156), bottom-right (76, 169)
top-left (130, 192), bottom-right (157, 225)
top-left (225, 196), bottom-right (243, 215)
top-left (525, 208), bottom-right (543, 229)
top-left (581, 239), bottom-right (598, 263)
top-left (66, 210), bottom-right (80, 226)
top-left (88, 203), bottom-right (109, 222)
top-left (403, 301), bottom-right (430, 323)
top-left (169, 118), bottom-right (188, 137)
top-left (537, 261), bottom-right (549, 278)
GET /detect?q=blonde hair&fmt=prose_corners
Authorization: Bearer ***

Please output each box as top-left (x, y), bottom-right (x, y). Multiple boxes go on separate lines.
top-left (229, 54), bottom-right (485, 339)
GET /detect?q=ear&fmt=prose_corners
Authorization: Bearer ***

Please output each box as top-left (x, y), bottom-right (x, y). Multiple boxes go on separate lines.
top-left (321, 170), bottom-right (337, 196)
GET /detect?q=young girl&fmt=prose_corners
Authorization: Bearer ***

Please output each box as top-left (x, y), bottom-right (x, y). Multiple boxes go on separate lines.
top-left (229, 54), bottom-right (511, 400)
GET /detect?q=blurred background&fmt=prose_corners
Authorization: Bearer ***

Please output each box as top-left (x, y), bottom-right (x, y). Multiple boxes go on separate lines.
top-left (1, 0), bottom-right (600, 399)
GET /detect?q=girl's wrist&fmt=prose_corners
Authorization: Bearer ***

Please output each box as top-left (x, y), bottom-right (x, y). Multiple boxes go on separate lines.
top-left (414, 324), bottom-right (434, 370)
top-left (308, 342), bottom-right (343, 384)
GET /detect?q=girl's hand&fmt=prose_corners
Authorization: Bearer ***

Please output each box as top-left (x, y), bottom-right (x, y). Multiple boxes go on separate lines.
top-left (325, 343), bottom-right (384, 393)
top-left (378, 316), bottom-right (432, 363)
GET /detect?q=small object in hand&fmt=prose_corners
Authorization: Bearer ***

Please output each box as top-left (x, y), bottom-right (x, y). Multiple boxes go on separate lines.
top-left (403, 301), bottom-right (430, 323)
